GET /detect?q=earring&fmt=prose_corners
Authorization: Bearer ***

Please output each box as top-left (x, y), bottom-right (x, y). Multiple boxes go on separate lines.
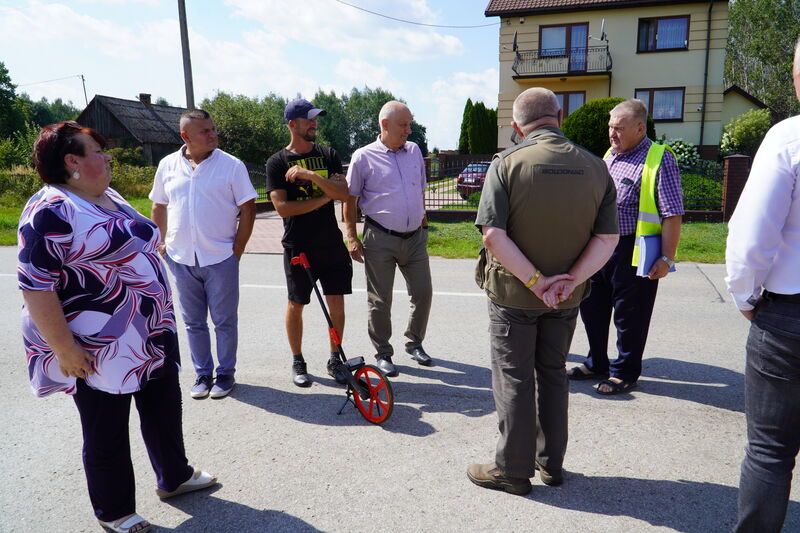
top-left (72, 170), bottom-right (80, 180)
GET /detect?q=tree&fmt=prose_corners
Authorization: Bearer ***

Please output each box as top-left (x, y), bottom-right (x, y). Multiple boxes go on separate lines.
top-left (467, 102), bottom-right (498, 154)
top-left (458, 99), bottom-right (473, 154)
top-left (0, 62), bottom-right (25, 138)
top-left (200, 92), bottom-right (288, 164)
top-left (311, 86), bottom-right (429, 160)
top-left (409, 120), bottom-right (428, 156)
top-left (155, 97), bottom-right (171, 106)
top-left (726, 0), bottom-right (800, 120)
top-left (312, 90), bottom-right (349, 158)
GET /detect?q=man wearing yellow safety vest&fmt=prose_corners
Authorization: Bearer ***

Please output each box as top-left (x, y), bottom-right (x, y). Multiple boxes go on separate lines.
top-left (568, 99), bottom-right (683, 395)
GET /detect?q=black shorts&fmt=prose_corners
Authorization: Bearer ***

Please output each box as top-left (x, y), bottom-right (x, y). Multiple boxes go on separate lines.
top-left (283, 244), bottom-right (353, 305)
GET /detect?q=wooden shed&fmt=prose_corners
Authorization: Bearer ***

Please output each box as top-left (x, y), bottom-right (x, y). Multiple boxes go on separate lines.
top-left (77, 93), bottom-right (186, 165)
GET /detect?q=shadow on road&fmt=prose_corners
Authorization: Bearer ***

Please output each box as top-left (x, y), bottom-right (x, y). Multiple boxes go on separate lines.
top-left (232, 382), bottom-right (437, 436)
top-left (161, 486), bottom-right (323, 532)
top-left (391, 357), bottom-right (495, 418)
top-left (566, 354), bottom-right (744, 412)
top-left (525, 472), bottom-right (800, 532)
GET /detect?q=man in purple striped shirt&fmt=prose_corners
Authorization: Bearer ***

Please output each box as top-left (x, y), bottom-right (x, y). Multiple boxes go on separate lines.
top-left (569, 99), bottom-right (684, 395)
top-left (344, 101), bottom-right (433, 377)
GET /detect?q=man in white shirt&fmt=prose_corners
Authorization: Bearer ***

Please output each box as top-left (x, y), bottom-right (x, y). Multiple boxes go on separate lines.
top-left (725, 38), bottom-right (800, 533)
top-left (150, 109), bottom-right (257, 400)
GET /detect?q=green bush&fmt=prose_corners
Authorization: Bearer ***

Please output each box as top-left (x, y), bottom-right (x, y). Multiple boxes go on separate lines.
top-left (720, 108), bottom-right (771, 157)
top-left (108, 163), bottom-right (156, 198)
top-left (681, 172), bottom-right (722, 210)
top-left (661, 138), bottom-right (700, 169)
top-left (0, 163), bottom-right (155, 207)
top-left (0, 122), bottom-right (39, 169)
top-left (562, 97), bottom-right (656, 157)
top-left (107, 146), bottom-right (148, 167)
top-left (0, 166), bottom-right (44, 206)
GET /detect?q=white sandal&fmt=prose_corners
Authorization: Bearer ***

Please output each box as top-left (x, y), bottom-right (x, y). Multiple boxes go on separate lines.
top-left (98, 513), bottom-right (152, 533)
top-left (155, 468), bottom-right (217, 499)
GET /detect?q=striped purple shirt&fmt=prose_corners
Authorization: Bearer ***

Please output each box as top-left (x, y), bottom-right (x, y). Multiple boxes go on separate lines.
top-left (605, 137), bottom-right (684, 236)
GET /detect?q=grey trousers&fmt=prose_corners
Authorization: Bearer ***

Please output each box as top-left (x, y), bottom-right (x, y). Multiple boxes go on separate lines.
top-left (488, 300), bottom-right (578, 479)
top-left (363, 225), bottom-right (432, 357)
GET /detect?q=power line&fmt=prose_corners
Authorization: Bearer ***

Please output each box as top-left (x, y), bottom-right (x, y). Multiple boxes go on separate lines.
top-left (18, 74), bottom-right (88, 106)
top-left (18, 74), bottom-right (83, 87)
top-left (332, 0), bottom-right (499, 28)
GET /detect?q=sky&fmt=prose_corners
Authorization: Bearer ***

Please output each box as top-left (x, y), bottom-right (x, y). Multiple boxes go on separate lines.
top-left (0, 0), bottom-right (501, 151)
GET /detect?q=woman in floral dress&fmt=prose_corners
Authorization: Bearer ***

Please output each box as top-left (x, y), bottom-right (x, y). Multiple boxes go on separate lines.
top-left (19, 122), bottom-right (216, 533)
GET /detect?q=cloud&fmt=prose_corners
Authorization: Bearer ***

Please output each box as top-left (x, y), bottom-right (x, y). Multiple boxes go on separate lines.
top-left (73, 0), bottom-right (160, 5)
top-left (333, 58), bottom-right (405, 95)
top-left (225, 0), bottom-right (463, 61)
top-left (0, 1), bottom-right (322, 106)
top-left (425, 68), bottom-right (499, 150)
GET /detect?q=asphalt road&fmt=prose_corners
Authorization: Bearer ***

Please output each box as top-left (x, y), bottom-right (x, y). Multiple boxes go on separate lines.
top-left (1, 247), bottom-right (798, 532)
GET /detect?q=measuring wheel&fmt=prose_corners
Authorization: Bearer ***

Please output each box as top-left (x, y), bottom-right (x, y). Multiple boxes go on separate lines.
top-left (352, 364), bottom-right (394, 424)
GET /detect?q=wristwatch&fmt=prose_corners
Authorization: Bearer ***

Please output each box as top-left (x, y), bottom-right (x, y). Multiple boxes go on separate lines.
top-left (660, 255), bottom-right (675, 268)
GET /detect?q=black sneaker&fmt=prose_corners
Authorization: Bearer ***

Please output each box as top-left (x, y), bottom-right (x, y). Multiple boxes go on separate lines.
top-left (292, 360), bottom-right (312, 388)
top-left (327, 356), bottom-right (348, 385)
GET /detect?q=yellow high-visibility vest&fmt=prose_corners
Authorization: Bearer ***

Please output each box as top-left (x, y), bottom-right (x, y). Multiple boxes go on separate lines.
top-left (604, 143), bottom-right (676, 266)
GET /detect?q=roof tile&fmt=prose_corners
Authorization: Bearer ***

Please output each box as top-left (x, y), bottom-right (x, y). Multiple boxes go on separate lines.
top-left (485, 0), bottom-right (711, 16)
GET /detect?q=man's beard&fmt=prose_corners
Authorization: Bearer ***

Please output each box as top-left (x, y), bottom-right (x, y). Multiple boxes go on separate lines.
top-left (301, 129), bottom-right (317, 142)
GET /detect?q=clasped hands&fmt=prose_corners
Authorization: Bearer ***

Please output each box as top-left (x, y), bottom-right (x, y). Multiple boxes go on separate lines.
top-left (531, 273), bottom-right (576, 309)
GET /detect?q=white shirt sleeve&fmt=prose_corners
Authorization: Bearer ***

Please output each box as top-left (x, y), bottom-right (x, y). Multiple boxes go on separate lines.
top-left (725, 124), bottom-right (797, 310)
top-left (231, 160), bottom-right (258, 206)
top-left (149, 158), bottom-right (169, 205)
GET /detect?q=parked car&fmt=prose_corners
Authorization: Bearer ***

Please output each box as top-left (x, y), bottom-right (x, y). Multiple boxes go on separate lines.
top-left (456, 162), bottom-right (491, 200)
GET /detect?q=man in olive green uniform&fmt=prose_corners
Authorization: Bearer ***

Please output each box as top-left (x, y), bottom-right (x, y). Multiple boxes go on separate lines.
top-left (467, 87), bottom-right (620, 495)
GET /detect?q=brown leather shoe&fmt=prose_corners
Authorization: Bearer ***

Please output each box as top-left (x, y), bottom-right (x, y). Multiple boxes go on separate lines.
top-left (467, 462), bottom-right (531, 495)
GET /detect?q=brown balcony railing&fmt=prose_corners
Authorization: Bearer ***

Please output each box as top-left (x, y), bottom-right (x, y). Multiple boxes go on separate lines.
top-left (512, 46), bottom-right (612, 76)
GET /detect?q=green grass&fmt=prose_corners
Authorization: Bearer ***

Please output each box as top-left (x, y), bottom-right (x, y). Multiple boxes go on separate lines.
top-left (678, 222), bottom-right (727, 263)
top-left (0, 206), bottom-right (22, 245)
top-left (426, 221), bottom-right (483, 259)
top-left (425, 220), bottom-right (728, 264)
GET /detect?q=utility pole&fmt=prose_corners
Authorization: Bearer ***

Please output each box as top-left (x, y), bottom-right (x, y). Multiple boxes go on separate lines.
top-left (80, 74), bottom-right (88, 106)
top-left (177, 0), bottom-right (195, 109)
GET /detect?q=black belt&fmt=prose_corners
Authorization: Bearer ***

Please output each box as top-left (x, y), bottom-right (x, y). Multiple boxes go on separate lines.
top-left (365, 216), bottom-right (420, 239)
top-left (763, 290), bottom-right (800, 304)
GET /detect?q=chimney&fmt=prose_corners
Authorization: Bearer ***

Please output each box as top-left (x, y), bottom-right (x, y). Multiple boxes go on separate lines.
top-left (139, 93), bottom-right (152, 107)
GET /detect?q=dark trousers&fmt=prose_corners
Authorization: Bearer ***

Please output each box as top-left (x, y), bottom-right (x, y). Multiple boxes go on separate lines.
top-left (72, 366), bottom-right (193, 522)
top-left (735, 298), bottom-right (800, 533)
top-left (579, 235), bottom-right (659, 382)
top-left (488, 300), bottom-right (578, 478)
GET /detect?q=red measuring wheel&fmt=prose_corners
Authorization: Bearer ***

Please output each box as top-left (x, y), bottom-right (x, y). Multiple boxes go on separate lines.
top-left (352, 364), bottom-right (394, 424)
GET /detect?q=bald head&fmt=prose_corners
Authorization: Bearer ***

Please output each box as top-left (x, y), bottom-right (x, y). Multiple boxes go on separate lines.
top-left (379, 101), bottom-right (410, 125)
top-left (379, 101), bottom-right (413, 151)
top-left (511, 88), bottom-right (561, 135)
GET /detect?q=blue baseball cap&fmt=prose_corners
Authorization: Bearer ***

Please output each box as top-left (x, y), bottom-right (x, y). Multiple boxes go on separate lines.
top-left (284, 99), bottom-right (326, 122)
